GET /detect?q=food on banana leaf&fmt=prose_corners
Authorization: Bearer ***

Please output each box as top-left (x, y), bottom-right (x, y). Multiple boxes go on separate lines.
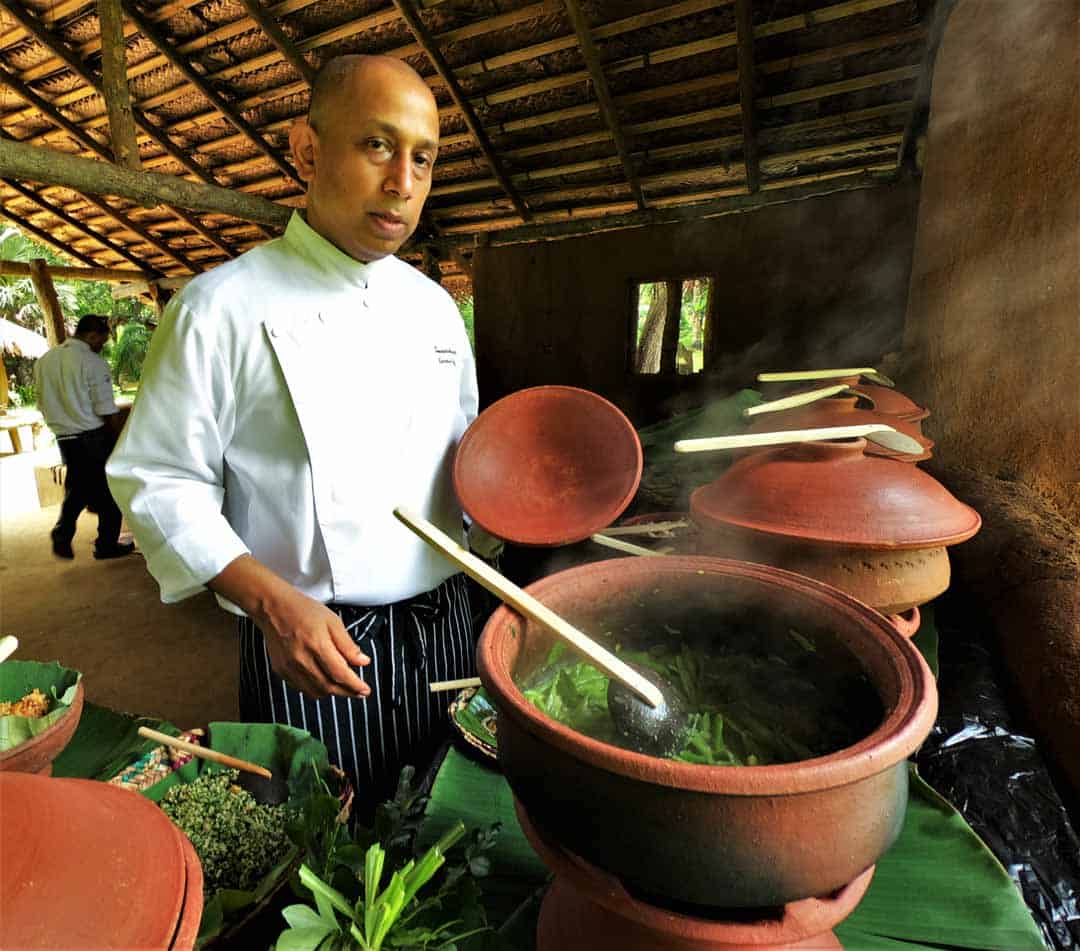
top-left (0, 689), bottom-right (50, 718)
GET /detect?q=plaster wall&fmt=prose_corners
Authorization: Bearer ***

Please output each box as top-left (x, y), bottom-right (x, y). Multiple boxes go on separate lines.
top-left (902, 0), bottom-right (1080, 522)
top-left (473, 181), bottom-right (920, 425)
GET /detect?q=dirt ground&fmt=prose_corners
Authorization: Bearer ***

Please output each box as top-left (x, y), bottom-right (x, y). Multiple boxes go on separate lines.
top-left (0, 504), bottom-right (238, 728)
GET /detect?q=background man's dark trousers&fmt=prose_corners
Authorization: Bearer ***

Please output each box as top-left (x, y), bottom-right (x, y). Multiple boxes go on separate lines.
top-left (52, 426), bottom-right (126, 558)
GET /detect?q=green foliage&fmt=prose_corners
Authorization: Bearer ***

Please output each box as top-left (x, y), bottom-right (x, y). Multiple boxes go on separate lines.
top-left (456, 296), bottom-right (475, 349)
top-left (279, 766), bottom-right (502, 951)
top-left (111, 322), bottom-right (152, 384)
top-left (0, 228), bottom-right (77, 333)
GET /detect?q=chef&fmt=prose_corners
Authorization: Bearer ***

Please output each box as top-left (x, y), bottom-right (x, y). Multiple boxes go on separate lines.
top-left (107, 54), bottom-right (488, 814)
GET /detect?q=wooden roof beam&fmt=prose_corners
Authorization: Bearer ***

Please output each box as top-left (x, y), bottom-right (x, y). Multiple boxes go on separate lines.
top-left (236, 0), bottom-right (316, 85)
top-left (561, 0), bottom-right (645, 209)
top-left (119, 0), bottom-right (302, 189)
top-left (0, 136), bottom-right (291, 229)
top-left (96, 0), bottom-right (141, 171)
top-left (0, 64), bottom-right (110, 158)
top-left (734, 0), bottom-right (761, 193)
top-left (391, 0), bottom-right (530, 222)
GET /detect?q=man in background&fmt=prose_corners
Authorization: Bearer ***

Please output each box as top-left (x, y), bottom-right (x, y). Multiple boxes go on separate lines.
top-left (34, 313), bottom-right (134, 560)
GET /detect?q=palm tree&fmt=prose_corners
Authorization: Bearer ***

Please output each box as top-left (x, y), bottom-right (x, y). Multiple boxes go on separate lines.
top-left (0, 228), bottom-right (77, 334)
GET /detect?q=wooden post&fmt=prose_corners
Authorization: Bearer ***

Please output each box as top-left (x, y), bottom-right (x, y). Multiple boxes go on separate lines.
top-left (28, 259), bottom-right (67, 346)
top-left (96, 0), bottom-right (142, 171)
top-left (0, 361), bottom-right (10, 412)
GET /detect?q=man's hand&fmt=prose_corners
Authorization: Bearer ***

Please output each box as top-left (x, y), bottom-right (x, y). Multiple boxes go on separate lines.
top-left (211, 555), bottom-right (370, 700)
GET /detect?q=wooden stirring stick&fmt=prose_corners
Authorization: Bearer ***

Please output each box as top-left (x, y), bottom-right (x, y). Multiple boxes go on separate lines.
top-left (0, 635), bottom-right (18, 663)
top-left (430, 677), bottom-right (482, 693)
top-left (137, 726), bottom-right (272, 779)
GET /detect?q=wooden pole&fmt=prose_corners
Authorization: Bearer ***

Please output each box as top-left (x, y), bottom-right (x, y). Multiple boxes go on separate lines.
top-left (0, 260), bottom-right (149, 283)
top-left (28, 259), bottom-right (67, 346)
top-left (0, 136), bottom-right (292, 228)
top-left (96, 0), bottom-right (142, 170)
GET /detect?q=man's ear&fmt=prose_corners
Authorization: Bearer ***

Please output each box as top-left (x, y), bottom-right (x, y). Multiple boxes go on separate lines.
top-left (289, 118), bottom-right (318, 183)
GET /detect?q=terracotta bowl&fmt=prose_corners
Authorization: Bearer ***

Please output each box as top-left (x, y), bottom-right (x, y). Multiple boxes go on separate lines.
top-left (477, 556), bottom-right (938, 909)
top-left (453, 385), bottom-right (642, 546)
top-left (0, 679), bottom-right (84, 775)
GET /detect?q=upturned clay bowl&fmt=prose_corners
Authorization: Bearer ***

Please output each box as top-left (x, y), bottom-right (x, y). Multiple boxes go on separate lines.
top-left (0, 678), bottom-right (84, 775)
top-left (453, 385), bottom-right (642, 546)
top-left (477, 556), bottom-right (938, 908)
top-left (745, 397), bottom-right (932, 461)
top-left (691, 439), bottom-right (981, 615)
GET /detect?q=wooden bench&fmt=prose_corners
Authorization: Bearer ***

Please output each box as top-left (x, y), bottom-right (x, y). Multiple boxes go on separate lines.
top-left (0, 409), bottom-right (45, 454)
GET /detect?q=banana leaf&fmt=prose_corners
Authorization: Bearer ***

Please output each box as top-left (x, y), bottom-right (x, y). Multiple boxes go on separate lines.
top-left (139, 721), bottom-right (332, 948)
top-left (0, 659), bottom-right (81, 751)
top-left (52, 701), bottom-right (180, 779)
top-left (423, 749), bottom-right (1046, 950)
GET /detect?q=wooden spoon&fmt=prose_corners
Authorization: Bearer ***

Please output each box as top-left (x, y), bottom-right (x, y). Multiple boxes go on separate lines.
top-left (757, 367), bottom-right (896, 387)
top-left (743, 383), bottom-right (851, 417)
top-left (395, 507), bottom-right (689, 757)
top-left (0, 635), bottom-right (18, 663)
top-left (674, 423), bottom-right (925, 457)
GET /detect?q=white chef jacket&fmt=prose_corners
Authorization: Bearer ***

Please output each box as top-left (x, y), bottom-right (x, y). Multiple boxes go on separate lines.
top-left (106, 213), bottom-right (478, 614)
top-left (34, 336), bottom-right (119, 437)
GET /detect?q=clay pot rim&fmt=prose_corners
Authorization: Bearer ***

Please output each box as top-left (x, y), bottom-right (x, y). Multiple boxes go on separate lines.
top-left (478, 556), bottom-right (938, 796)
top-left (0, 679), bottom-right (85, 769)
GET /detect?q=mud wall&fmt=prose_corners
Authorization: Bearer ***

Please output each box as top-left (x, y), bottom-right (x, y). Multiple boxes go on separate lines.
top-left (473, 180), bottom-right (920, 426)
top-left (902, 0), bottom-right (1080, 522)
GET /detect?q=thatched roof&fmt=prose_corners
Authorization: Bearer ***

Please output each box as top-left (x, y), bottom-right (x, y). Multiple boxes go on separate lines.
top-left (0, 0), bottom-right (942, 288)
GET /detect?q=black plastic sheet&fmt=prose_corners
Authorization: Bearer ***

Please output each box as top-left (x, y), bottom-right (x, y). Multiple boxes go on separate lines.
top-left (916, 591), bottom-right (1080, 951)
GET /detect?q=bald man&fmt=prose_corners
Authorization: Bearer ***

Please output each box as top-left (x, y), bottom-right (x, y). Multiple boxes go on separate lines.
top-left (108, 55), bottom-right (480, 815)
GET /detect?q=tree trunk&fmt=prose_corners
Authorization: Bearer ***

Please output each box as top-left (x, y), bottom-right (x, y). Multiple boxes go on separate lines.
top-left (636, 283), bottom-right (667, 373)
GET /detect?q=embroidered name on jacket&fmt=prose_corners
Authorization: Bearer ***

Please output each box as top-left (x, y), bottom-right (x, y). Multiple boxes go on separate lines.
top-left (434, 346), bottom-right (457, 366)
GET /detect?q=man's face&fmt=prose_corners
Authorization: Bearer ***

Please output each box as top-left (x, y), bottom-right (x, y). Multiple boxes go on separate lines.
top-left (85, 330), bottom-right (108, 353)
top-left (293, 64), bottom-right (440, 262)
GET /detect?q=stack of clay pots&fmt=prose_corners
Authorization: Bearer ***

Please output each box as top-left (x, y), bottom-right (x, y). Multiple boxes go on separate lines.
top-left (0, 771), bottom-right (203, 950)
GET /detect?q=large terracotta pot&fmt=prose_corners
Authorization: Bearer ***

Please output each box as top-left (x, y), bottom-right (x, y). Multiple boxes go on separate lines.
top-left (0, 679), bottom-right (84, 775)
top-left (477, 556), bottom-right (938, 909)
top-left (745, 396), bottom-right (932, 461)
top-left (691, 439), bottom-right (981, 615)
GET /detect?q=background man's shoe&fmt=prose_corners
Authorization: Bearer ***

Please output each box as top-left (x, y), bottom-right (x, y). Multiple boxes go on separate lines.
top-left (50, 531), bottom-right (75, 559)
top-left (93, 542), bottom-right (135, 560)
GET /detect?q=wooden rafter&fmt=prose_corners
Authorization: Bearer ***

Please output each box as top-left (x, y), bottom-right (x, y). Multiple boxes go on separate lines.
top-left (119, 0), bottom-right (302, 189)
top-left (236, 0), bottom-right (316, 85)
top-left (735, 0), bottom-right (761, 193)
top-left (96, 0), bottom-right (141, 171)
top-left (561, 0), bottom-right (645, 209)
top-left (0, 64), bottom-right (109, 158)
top-left (0, 202), bottom-right (99, 267)
top-left (0, 176), bottom-right (159, 274)
top-left (0, 2), bottom-right (245, 256)
top-left (391, 0), bottom-right (530, 222)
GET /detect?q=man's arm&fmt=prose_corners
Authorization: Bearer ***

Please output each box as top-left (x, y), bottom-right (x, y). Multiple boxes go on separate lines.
top-left (210, 555), bottom-right (370, 699)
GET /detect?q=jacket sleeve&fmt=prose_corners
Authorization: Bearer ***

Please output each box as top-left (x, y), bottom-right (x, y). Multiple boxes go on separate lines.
top-left (106, 293), bottom-right (249, 603)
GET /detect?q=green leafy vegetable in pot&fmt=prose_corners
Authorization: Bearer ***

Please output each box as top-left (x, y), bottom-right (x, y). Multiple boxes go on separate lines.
top-left (160, 768), bottom-right (296, 895)
top-left (521, 614), bottom-right (884, 765)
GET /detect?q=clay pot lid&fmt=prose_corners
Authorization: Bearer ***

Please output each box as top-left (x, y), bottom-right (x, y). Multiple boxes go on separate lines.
top-left (0, 772), bottom-right (188, 949)
top-left (453, 385), bottom-right (642, 546)
top-left (690, 438), bottom-right (981, 549)
top-left (849, 384), bottom-right (930, 422)
top-left (746, 397), bottom-right (933, 461)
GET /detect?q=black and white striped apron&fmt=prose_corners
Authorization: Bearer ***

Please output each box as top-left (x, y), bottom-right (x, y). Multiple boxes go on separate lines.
top-left (238, 573), bottom-right (477, 817)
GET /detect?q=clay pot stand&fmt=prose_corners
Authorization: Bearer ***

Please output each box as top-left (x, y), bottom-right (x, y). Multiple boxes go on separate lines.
top-left (518, 799), bottom-right (873, 951)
